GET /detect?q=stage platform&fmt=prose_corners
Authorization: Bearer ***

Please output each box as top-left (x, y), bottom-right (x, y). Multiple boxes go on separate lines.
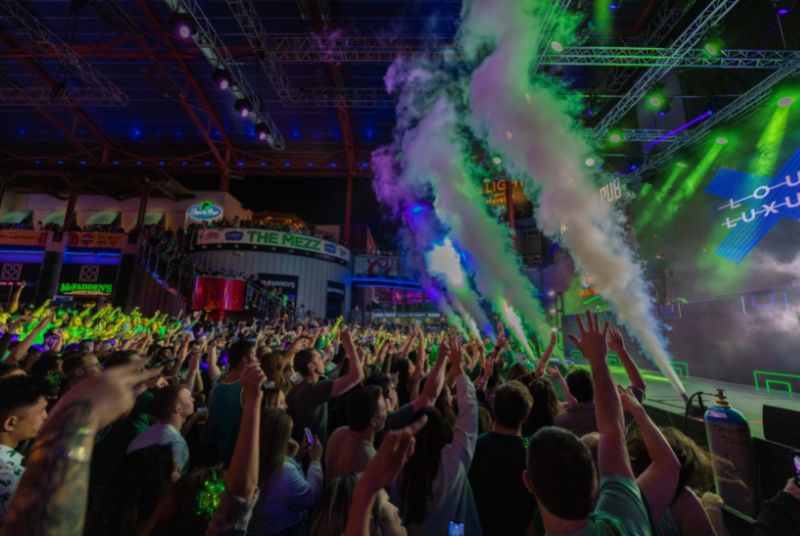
top-left (605, 366), bottom-right (800, 441)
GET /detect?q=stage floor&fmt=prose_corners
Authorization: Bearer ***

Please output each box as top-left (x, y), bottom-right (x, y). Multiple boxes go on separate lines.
top-left (609, 367), bottom-right (800, 440)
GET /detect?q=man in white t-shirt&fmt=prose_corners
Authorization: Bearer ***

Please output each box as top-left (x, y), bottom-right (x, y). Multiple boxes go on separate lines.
top-left (127, 384), bottom-right (194, 472)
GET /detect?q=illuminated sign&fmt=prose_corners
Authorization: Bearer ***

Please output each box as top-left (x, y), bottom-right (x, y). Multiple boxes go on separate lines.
top-left (482, 179), bottom-right (524, 207)
top-left (187, 201), bottom-right (223, 221)
top-left (195, 228), bottom-right (350, 264)
top-left (58, 282), bottom-right (114, 296)
top-left (707, 147), bottom-right (800, 264)
top-left (599, 178), bottom-right (623, 204)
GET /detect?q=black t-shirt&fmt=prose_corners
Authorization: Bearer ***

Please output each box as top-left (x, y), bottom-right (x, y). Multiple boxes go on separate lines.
top-left (468, 431), bottom-right (536, 536)
top-left (286, 379), bottom-right (335, 445)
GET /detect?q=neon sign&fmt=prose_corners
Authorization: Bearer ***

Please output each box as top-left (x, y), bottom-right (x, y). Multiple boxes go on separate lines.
top-left (706, 147), bottom-right (800, 264)
top-left (187, 201), bottom-right (223, 221)
top-left (599, 178), bottom-right (623, 204)
top-left (59, 282), bottom-right (114, 296)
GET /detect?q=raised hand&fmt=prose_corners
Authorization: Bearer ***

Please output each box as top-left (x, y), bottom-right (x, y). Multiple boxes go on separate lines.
top-left (607, 325), bottom-right (626, 355)
top-left (616, 384), bottom-right (642, 414)
top-left (568, 311), bottom-right (608, 364)
top-left (240, 360), bottom-right (266, 402)
top-left (360, 416), bottom-right (427, 492)
top-left (50, 362), bottom-right (163, 431)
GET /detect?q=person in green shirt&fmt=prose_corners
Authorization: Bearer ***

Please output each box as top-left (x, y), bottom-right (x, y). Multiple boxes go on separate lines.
top-left (523, 312), bottom-right (657, 536)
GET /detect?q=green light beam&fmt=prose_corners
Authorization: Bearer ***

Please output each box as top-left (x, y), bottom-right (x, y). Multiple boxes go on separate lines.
top-left (748, 105), bottom-right (790, 177)
top-left (651, 141), bottom-right (724, 229)
top-left (636, 164), bottom-right (685, 231)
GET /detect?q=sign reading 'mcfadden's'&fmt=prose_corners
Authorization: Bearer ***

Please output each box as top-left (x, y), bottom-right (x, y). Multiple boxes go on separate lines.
top-left (195, 228), bottom-right (350, 264)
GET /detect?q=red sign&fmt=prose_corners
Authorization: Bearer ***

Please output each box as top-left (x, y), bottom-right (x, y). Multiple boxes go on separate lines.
top-left (0, 230), bottom-right (47, 247)
top-left (67, 232), bottom-right (124, 249)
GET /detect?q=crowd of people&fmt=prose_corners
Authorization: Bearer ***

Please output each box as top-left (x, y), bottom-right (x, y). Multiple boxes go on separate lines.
top-left (0, 295), bottom-right (797, 536)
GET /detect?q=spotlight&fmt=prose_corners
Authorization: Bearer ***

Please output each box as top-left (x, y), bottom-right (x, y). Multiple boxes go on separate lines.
top-left (585, 157), bottom-right (596, 167)
top-left (212, 67), bottom-right (232, 90)
top-left (255, 122), bottom-right (270, 141)
top-left (609, 2), bottom-right (620, 10)
top-left (492, 156), bottom-right (503, 165)
top-left (715, 136), bottom-right (729, 145)
top-left (609, 130), bottom-right (623, 144)
top-left (703, 37), bottom-right (723, 57)
top-left (234, 98), bottom-right (252, 118)
top-left (172, 14), bottom-right (195, 40)
top-left (778, 96), bottom-right (795, 107)
top-left (676, 162), bottom-right (687, 168)
top-left (550, 40), bottom-right (564, 53)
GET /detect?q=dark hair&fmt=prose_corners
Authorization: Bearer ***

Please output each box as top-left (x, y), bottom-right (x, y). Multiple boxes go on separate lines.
top-left (86, 445), bottom-right (175, 536)
top-left (523, 378), bottom-right (561, 437)
top-left (526, 426), bottom-right (596, 520)
top-left (493, 380), bottom-right (534, 429)
top-left (507, 363), bottom-right (532, 383)
top-left (149, 385), bottom-right (186, 421)
top-left (627, 425), bottom-right (714, 495)
top-left (293, 348), bottom-right (316, 377)
top-left (346, 386), bottom-right (383, 432)
top-left (0, 362), bottom-right (23, 380)
top-left (228, 339), bottom-right (255, 369)
top-left (0, 376), bottom-right (47, 422)
top-left (260, 351), bottom-right (290, 392)
top-left (566, 369), bottom-right (594, 404)
top-left (365, 373), bottom-right (394, 398)
top-left (478, 405), bottom-right (494, 434)
top-left (29, 353), bottom-right (60, 378)
top-left (141, 467), bottom-right (214, 536)
top-left (104, 350), bottom-right (142, 369)
top-left (398, 407), bottom-right (450, 524)
top-left (62, 352), bottom-right (95, 379)
top-left (309, 473), bottom-right (381, 536)
top-left (390, 357), bottom-right (412, 406)
top-left (259, 409), bottom-right (293, 496)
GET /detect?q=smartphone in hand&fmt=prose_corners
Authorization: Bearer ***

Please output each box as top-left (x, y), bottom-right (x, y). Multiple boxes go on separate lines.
top-left (304, 427), bottom-right (315, 445)
top-left (448, 520), bottom-right (465, 536)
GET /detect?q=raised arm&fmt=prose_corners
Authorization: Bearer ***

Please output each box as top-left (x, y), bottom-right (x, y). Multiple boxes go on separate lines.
top-left (345, 417), bottom-right (427, 536)
top-left (569, 311), bottom-right (632, 479)
top-left (331, 329), bottom-right (364, 397)
top-left (7, 314), bottom-right (51, 364)
top-left (608, 325), bottom-right (645, 396)
top-left (534, 329), bottom-right (558, 379)
top-left (7, 282), bottom-right (24, 314)
top-left (0, 363), bottom-right (162, 536)
top-left (619, 385), bottom-right (680, 521)
top-left (410, 345), bottom-right (447, 413)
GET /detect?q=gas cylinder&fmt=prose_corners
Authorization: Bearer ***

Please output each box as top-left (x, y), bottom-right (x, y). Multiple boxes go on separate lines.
top-left (704, 389), bottom-right (757, 516)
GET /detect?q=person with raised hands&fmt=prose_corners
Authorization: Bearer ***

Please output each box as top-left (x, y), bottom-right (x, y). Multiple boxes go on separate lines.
top-left (397, 335), bottom-right (482, 535)
top-left (344, 415), bottom-right (428, 536)
top-left (286, 328), bottom-right (364, 446)
top-left (0, 362), bottom-right (163, 536)
top-left (607, 325), bottom-right (646, 400)
top-left (523, 311), bottom-right (653, 536)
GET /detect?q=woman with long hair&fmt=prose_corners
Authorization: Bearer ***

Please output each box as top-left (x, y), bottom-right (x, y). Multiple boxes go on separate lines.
top-left (246, 409), bottom-right (324, 536)
top-left (522, 378), bottom-right (561, 437)
top-left (396, 341), bottom-right (482, 535)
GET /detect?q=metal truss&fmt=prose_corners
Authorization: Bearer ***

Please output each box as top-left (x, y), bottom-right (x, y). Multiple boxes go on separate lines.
top-left (0, 0), bottom-right (127, 106)
top-left (542, 47), bottom-right (800, 69)
top-left (164, 0), bottom-right (284, 149)
top-left (0, 86), bottom-right (132, 106)
top-left (594, 0), bottom-right (741, 136)
top-left (627, 57), bottom-right (800, 182)
top-left (530, 0), bottom-right (573, 72)
top-left (619, 129), bottom-right (676, 143)
top-left (272, 35), bottom-right (448, 63)
top-left (286, 87), bottom-right (393, 108)
top-left (225, 0), bottom-right (294, 101)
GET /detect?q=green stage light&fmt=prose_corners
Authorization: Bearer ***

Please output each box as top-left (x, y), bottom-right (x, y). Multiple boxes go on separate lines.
top-left (550, 40), bottom-right (564, 53)
top-left (646, 89), bottom-right (667, 111)
top-left (609, 131), bottom-right (623, 144)
top-left (749, 100), bottom-right (791, 177)
top-left (703, 38), bottom-right (723, 57)
top-left (492, 156), bottom-right (503, 165)
top-left (778, 96), bottom-right (795, 107)
top-left (585, 157), bottom-right (596, 167)
top-left (635, 162), bottom-right (686, 231)
top-left (715, 136), bottom-right (729, 145)
top-left (676, 162), bottom-right (687, 168)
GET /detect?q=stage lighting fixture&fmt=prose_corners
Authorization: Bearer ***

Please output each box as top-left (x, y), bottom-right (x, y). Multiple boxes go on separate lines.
top-left (773, 1), bottom-right (795, 15)
top-left (778, 96), bottom-right (795, 107)
top-left (703, 37), bottom-right (723, 57)
top-left (172, 14), bottom-right (196, 40)
top-left (715, 136), bottom-right (729, 145)
top-left (212, 68), bottom-right (232, 90)
top-left (234, 98), bottom-right (252, 118)
top-left (609, 1), bottom-right (621, 10)
top-left (676, 162), bottom-right (687, 169)
top-left (492, 156), bottom-right (503, 165)
top-left (585, 157), bottom-right (596, 167)
top-left (609, 131), bottom-right (623, 144)
top-left (255, 122), bottom-right (270, 141)
top-left (550, 40), bottom-right (564, 52)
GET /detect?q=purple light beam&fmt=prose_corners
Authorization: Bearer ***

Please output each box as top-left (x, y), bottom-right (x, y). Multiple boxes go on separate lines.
top-left (644, 109), bottom-right (714, 150)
